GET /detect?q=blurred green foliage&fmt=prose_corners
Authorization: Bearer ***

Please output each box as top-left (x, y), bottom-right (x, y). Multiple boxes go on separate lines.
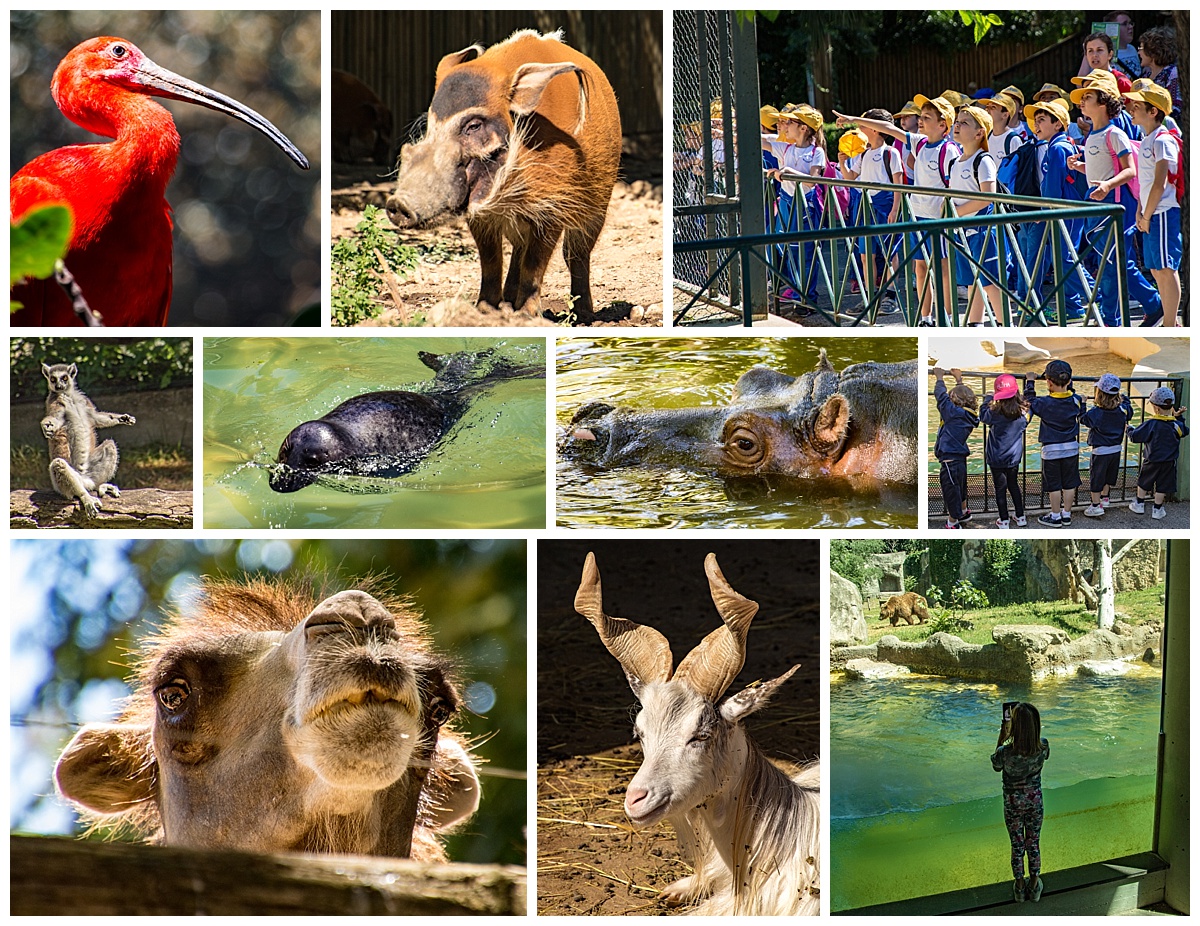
top-left (10, 205), bottom-right (72, 310)
top-left (11, 338), bottom-right (193, 400)
top-left (11, 539), bottom-right (527, 867)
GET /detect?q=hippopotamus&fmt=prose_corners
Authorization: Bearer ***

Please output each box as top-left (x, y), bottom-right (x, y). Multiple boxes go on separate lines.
top-left (270, 347), bottom-right (543, 493)
top-left (559, 350), bottom-right (917, 487)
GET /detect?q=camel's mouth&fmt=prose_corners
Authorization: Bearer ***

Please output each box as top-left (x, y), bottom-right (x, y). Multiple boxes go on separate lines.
top-left (304, 685), bottom-right (420, 726)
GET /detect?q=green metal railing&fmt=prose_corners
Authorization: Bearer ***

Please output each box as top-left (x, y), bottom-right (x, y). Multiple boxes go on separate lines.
top-left (674, 173), bottom-right (1130, 327)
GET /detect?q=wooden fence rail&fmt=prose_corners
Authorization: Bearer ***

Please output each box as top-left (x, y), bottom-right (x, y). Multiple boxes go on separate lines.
top-left (11, 835), bottom-right (527, 915)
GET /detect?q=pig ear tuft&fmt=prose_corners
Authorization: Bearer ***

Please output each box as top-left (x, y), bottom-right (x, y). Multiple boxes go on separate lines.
top-left (813, 394), bottom-right (851, 454)
top-left (509, 62), bottom-right (588, 129)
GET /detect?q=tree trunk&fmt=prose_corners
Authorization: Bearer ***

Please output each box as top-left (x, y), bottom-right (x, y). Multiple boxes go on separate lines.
top-left (1096, 539), bottom-right (1115, 630)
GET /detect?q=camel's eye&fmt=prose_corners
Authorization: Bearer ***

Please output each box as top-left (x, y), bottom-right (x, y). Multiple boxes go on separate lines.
top-left (156, 679), bottom-right (191, 712)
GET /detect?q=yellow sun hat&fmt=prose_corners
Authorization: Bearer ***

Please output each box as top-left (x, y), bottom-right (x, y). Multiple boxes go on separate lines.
top-left (838, 129), bottom-right (868, 159)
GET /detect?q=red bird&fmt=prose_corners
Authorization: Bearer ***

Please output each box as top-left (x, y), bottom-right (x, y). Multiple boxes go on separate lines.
top-left (10, 37), bottom-right (309, 327)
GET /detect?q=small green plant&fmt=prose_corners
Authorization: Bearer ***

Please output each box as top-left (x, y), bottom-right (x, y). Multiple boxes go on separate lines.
top-left (924, 580), bottom-right (987, 637)
top-left (331, 205), bottom-right (419, 326)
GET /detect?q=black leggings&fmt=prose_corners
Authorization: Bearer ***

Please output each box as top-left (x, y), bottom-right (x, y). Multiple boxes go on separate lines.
top-left (940, 458), bottom-right (968, 520)
top-left (991, 465), bottom-right (1024, 522)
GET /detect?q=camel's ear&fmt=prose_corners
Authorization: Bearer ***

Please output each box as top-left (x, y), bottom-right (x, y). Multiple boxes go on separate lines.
top-left (426, 738), bottom-right (481, 831)
top-left (55, 723), bottom-right (156, 815)
top-left (719, 665), bottom-right (800, 725)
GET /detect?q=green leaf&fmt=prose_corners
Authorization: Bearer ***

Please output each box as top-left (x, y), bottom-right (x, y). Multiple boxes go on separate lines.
top-left (11, 205), bottom-right (72, 288)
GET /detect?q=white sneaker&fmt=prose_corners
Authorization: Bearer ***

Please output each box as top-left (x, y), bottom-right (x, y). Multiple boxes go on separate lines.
top-left (1100, 497), bottom-right (1110, 508)
top-left (1014, 515), bottom-right (1027, 527)
top-left (1152, 506), bottom-right (1167, 520)
top-left (1084, 504), bottom-right (1105, 517)
top-left (1129, 498), bottom-right (1145, 514)
top-left (996, 518), bottom-right (1010, 529)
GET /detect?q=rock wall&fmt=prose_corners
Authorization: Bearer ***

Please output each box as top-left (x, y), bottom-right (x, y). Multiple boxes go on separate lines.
top-left (1022, 540), bottom-right (1163, 600)
top-left (836, 621), bottom-right (1161, 682)
top-left (830, 569), bottom-right (868, 645)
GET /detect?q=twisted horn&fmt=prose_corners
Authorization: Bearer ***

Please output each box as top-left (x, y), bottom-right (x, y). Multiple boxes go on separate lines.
top-left (574, 553), bottom-right (673, 690)
top-left (674, 553), bottom-right (760, 701)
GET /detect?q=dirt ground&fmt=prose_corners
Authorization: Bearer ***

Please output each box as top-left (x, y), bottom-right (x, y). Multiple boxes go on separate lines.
top-left (331, 158), bottom-right (663, 327)
top-left (536, 539), bottom-right (821, 916)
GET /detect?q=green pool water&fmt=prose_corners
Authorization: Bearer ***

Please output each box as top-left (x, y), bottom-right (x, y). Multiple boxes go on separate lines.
top-left (203, 337), bottom-right (546, 529)
top-left (831, 670), bottom-right (1161, 911)
top-left (556, 337), bottom-right (919, 529)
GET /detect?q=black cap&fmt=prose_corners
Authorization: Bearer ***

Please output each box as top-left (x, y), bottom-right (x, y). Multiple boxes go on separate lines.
top-left (1045, 359), bottom-right (1072, 380)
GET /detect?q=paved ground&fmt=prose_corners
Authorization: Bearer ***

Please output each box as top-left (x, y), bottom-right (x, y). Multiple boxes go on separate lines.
top-left (928, 499), bottom-right (1189, 530)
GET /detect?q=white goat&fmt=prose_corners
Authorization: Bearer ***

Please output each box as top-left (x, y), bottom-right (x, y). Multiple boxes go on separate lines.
top-left (575, 552), bottom-right (820, 915)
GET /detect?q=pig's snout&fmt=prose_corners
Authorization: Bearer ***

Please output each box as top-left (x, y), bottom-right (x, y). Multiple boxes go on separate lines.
top-left (385, 196), bottom-right (420, 229)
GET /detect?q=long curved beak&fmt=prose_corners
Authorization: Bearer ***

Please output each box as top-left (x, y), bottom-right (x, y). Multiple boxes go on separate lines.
top-left (129, 57), bottom-right (310, 170)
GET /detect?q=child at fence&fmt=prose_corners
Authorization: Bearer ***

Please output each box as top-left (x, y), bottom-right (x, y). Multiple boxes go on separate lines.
top-left (762, 106), bottom-right (826, 302)
top-left (980, 92), bottom-right (1025, 159)
top-left (894, 102), bottom-right (920, 183)
top-left (839, 110), bottom-right (904, 314)
top-left (1124, 81), bottom-right (1181, 328)
top-left (932, 367), bottom-right (978, 529)
top-left (1024, 99), bottom-right (1093, 321)
top-left (1066, 70), bottom-right (1163, 326)
top-left (980, 373), bottom-right (1029, 529)
top-left (992, 702), bottom-right (1050, 903)
top-left (1024, 360), bottom-right (1085, 527)
top-left (1127, 386), bottom-right (1188, 520)
top-left (948, 106), bottom-right (1004, 326)
top-left (1081, 373), bottom-right (1134, 516)
top-left (837, 96), bottom-right (960, 326)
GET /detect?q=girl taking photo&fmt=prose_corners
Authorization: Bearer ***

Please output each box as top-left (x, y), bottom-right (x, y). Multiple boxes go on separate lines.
top-left (992, 702), bottom-right (1050, 902)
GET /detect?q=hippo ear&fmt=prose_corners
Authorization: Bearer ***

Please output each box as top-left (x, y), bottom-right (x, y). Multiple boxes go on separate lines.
top-left (435, 45), bottom-right (483, 85)
top-left (509, 62), bottom-right (588, 130)
top-left (812, 394), bottom-right (851, 455)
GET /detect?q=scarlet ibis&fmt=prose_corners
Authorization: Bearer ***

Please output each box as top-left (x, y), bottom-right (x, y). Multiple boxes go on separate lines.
top-left (10, 37), bottom-right (310, 327)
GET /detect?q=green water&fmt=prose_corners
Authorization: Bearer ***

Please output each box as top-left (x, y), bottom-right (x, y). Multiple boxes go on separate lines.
top-left (831, 671), bottom-right (1161, 911)
top-left (203, 337), bottom-right (546, 529)
top-left (556, 337), bottom-right (918, 529)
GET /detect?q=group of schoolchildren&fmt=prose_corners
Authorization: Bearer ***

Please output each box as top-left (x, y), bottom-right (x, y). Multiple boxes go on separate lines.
top-left (934, 362), bottom-right (1188, 529)
top-left (759, 29), bottom-right (1183, 328)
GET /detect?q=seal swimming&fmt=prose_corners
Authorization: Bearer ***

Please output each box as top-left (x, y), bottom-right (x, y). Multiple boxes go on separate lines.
top-left (269, 347), bottom-right (543, 493)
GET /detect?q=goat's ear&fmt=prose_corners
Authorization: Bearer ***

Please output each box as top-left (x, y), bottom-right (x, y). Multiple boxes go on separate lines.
top-left (426, 738), bottom-right (481, 831)
top-left (719, 664), bottom-right (800, 725)
top-left (56, 723), bottom-right (156, 814)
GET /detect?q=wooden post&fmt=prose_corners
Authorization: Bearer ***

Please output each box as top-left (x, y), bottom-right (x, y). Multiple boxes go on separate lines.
top-left (10, 835), bottom-right (526, 915)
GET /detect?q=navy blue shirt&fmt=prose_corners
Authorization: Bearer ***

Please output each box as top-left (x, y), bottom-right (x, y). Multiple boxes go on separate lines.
top-left (979, 395), bottom-right (1029, 469)
top-left (1024, 380), bottom-right (1085, 449)
top-left (935, 380), bottom-right (979, 461)
top-left (1082, 397), bottom-right (1133, 449)
top-left (1128, 414), bottom-right (1189, 463)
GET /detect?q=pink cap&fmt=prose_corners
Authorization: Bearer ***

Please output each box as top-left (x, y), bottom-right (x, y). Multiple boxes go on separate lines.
top-left (993, 374), bottom-right (1019, 400)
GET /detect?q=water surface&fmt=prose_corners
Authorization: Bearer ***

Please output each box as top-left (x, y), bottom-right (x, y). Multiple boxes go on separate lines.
top-left (831, 670), bottom-right (1161, 910)
top-left (556, 337), bottom-right (918, 529)
top-left (204, 337), bottom-right (546, 528)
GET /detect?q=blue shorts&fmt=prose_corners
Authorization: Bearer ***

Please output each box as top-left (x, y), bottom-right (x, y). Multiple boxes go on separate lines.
top-left (859, 193), bottom-right (899, 258)
top-left (908, 215), bottom-right (949, 263)
top-left (954, 227), bottom-right (1000, 287)
top-left (1143, 208), bottom-right (1181, 271)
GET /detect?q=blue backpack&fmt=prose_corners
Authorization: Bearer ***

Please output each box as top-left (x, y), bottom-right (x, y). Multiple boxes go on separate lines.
top-left (996, 141), bottom-right (1041, 211)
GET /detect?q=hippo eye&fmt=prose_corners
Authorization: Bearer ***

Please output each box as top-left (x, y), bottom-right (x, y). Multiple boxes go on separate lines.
top-left (726, 426), bottom-right (764, 463)
top-left (156, 679), bottom-right (191, 713)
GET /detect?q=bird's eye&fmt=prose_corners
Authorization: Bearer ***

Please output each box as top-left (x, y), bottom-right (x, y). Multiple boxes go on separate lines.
top-left (110, 44), bottom-right (128, 59)
top-left (156, 679), bottom-right (191, 713)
